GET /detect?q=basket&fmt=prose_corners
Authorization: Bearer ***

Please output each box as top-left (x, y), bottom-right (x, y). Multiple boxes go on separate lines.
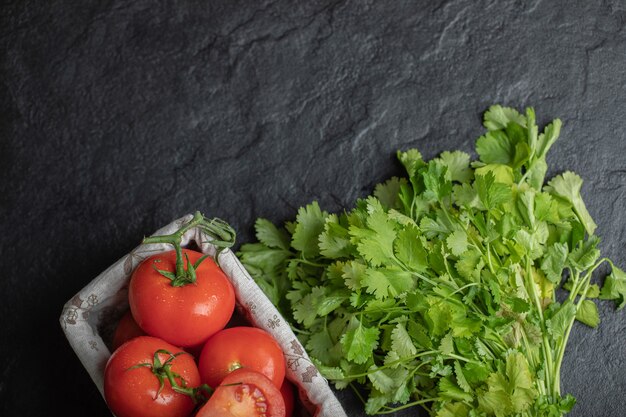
top-left (59, 214), bottom-right (347, 417)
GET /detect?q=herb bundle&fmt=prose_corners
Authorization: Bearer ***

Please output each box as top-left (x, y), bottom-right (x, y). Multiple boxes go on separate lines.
top-left (238, 106), bottom-right (625, 416)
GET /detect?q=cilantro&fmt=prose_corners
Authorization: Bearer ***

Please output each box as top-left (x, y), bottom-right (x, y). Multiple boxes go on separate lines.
top-left (238, 105), bottom-right (621, 416)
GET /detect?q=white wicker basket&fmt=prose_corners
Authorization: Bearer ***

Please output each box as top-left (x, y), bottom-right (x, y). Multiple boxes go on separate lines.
top-left (59, 214), bottom-right (347, 417)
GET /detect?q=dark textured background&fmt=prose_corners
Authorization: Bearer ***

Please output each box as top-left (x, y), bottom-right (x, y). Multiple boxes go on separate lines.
top-left (2, 0), bottom-right (626, 416)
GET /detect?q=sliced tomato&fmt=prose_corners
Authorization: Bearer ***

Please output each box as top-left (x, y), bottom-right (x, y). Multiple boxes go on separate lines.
top-left (198, 326), bottom-right (286, 389)
top-left (279, 380), bottom-right (295, 417)
top-left (196, 369), bottom-right (286, 417)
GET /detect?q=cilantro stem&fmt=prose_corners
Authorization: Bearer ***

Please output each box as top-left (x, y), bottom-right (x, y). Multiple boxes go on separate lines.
top-left (553, 258), bottom-right (609, 397)
top-left (375, 397), bottom-right (440, 414)
top-left (335, 350), bottom-right (439, 380)
top-left (292, 258), bottom-right (327, 268)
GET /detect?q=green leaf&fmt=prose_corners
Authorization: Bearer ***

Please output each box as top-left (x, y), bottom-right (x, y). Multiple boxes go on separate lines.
top-left (362, 267), bottom-right (415, 300)
top-left (454, 360), bottom-right (472, 393)
top-left (436, 402), bottom-right (470, 417)
top-left (455, 249), bottom-right (484, 282)
top-left (568, 236), bottom-right (601, 271)
top-left (576, 299), bottom-right (600, 328)
top-left (291, 201), bottom-right (328, 258)
top-left (237, 243), bottom-right (290, 274)
top-left (475, 171), bottom-right (512, 210)
top-left (544, 171), bottom-right (597, 236)
top-left (341, 260), bottom-right (367, 290)
top-left (254, 218), bottom-right (291, 250)
top-left (600, 264), bottom-right (626, 309)
top-left (478, 352), bottom-right (536, 416)
top-left (536, 119), bottom-right (562, 160)
top-left (374, 177), bottom-right (407, 210)
top-left (463, 361), bottom-right (491, 385)
top-left (438, 376), bottom-right (473, 402)
top-left (390, 320), bottom-right (418, 359)
top-left (438, 150), bottom-right (473, 183)
top-left (546, 301), bottom-right (577, 343)
top-left (394, 225), bottom-right (428, 272)
top-left (306, 330), bottom-right (336, 364)
top-left (453, 182), bottom-right (479, 208)
top-left (340, 316), bottom-right (380, 364)
top-left (423, 160), bottom-right (453, 201)
top-left (397, 149), bottom-right (426, 178)
top-left (367, 365), bottom-right (409, 397)
top-left (319, 214), bottom-right (354, 259)
top-left (476, 130), bottom-right (516, 165)
top-left (483, 105), bottom-right (527, 131)
top-left (292, 293), bottom-right (318, 327)
top-left (475, 163), bottom-right (515, 185)
top-left (350, 198), bottom-right (398, 266)
top-left (364, 390), bottom-right (390, 415)
top-left (541, 242), bottom-right (569, 283)
top-left (446, 229), bottom-right (469, 257)
top-left (506, 351), bottom-right (533, 390)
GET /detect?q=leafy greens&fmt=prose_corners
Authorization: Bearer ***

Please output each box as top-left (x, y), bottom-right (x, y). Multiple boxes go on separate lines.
top-left (237, 105), bottom-right (624, 417)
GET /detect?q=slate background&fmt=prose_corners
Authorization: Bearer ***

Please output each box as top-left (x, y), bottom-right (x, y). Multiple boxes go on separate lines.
top-left (2, 0), bottom-right (626, 416)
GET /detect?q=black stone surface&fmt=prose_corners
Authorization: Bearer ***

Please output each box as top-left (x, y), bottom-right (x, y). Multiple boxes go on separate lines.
top-left (2, 1), bottom-right (626, 416)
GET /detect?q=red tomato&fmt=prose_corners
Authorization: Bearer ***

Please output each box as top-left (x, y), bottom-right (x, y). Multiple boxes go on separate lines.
top-left (129, 249), bottom-right (235, 347)
top-left (196, 368), bottom-right (286, 417)
top-left (111, 309), bottom-right (146, 351)
top-left (198, 326), bottom-right (286, 389)
top-left (279, 380), bottom-right (295, 417)
top-left (104, 336), bottom-right (200, 417)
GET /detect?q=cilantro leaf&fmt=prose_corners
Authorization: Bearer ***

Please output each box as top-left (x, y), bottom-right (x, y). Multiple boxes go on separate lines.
top-left (483, 105), bottom-right (527, 131)
top-left (319, 214), bottom-right (354, 259)
top-left (362, 267), bottom-right (415, 300)
top-left (476, 130), bottom-right (517, 165)
top-left (254, 218), bottom-right (291, 250)
top-left (600, 264), bottom-right (626, 309)
top-left (238, 105), bottom-right (621, 417)
top-left (374, 177), bottom-right (407, 210)
top-left (545, 171), bottom-right (597, 236)
top-left (475, 171), bottom-right (512, 210)
top-left (541, 242), bottom-right (568, 284)
top-left (446, 229), bottom-right (469, 257)
top-left (349, 198), bottom-right (398, 266)
top-left (291, 201), bottom-right (328, 258)
top-left (394, 225), bottom-right (429, 272)
top-left (390, 320), bottom-right (418, 359)
top-left (340, 316), bottom-right (380, 364)
top-left (438, 150), bottom-right (473, 183)
top-left (576, 299), bottom-right (600, 328)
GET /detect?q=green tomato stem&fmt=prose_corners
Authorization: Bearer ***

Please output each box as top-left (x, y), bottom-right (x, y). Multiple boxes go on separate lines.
top-left (141, 211), bottom-right (236, 286)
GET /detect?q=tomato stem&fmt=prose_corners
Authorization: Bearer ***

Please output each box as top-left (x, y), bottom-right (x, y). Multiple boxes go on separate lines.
top-left (142, 211), bottom-right (236, 286)
top-left (127, 349), bottom-right (213, 404)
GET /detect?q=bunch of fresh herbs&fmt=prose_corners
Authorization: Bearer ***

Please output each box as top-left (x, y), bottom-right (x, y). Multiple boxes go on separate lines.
top-left (237, 106), bottom-right (625, 417)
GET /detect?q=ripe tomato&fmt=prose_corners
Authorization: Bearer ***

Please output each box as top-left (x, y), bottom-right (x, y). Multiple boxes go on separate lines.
top-left (104, 336), bottom-right (200, 417)
top-left (279, 380), bottom-right (295, 417)
top-left (198, 326), bottom-right (286, 389)
top-left (196, 368), bottom-right (286, 417)
top-left (111, 309), bottom-right (146, 351)
top-left (129, 249), bottom-right (235, 348)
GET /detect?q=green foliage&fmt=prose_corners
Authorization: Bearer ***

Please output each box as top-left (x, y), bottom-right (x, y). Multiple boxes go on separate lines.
top-left (238, 106), bottom-right (620, 416)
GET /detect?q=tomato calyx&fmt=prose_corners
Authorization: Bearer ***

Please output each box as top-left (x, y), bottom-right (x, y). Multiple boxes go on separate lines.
top-left (127, 348), bottom-right (213, 404)
top-left (142, 211), bottom-right (236, 287)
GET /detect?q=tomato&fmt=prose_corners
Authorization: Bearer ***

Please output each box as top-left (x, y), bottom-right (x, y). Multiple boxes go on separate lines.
top-left (104, 336), bottom-right (200, 417)
top-left (198, 326), bottom-right (286, 389)
top-left (129, 249), bottom-right (235, 347)
top-left (196, 368), bottom-right (286, 417)
top-left (111, 309), bottom-right (146, 351)
top-left (279, 380), bottom-right (295, 417)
